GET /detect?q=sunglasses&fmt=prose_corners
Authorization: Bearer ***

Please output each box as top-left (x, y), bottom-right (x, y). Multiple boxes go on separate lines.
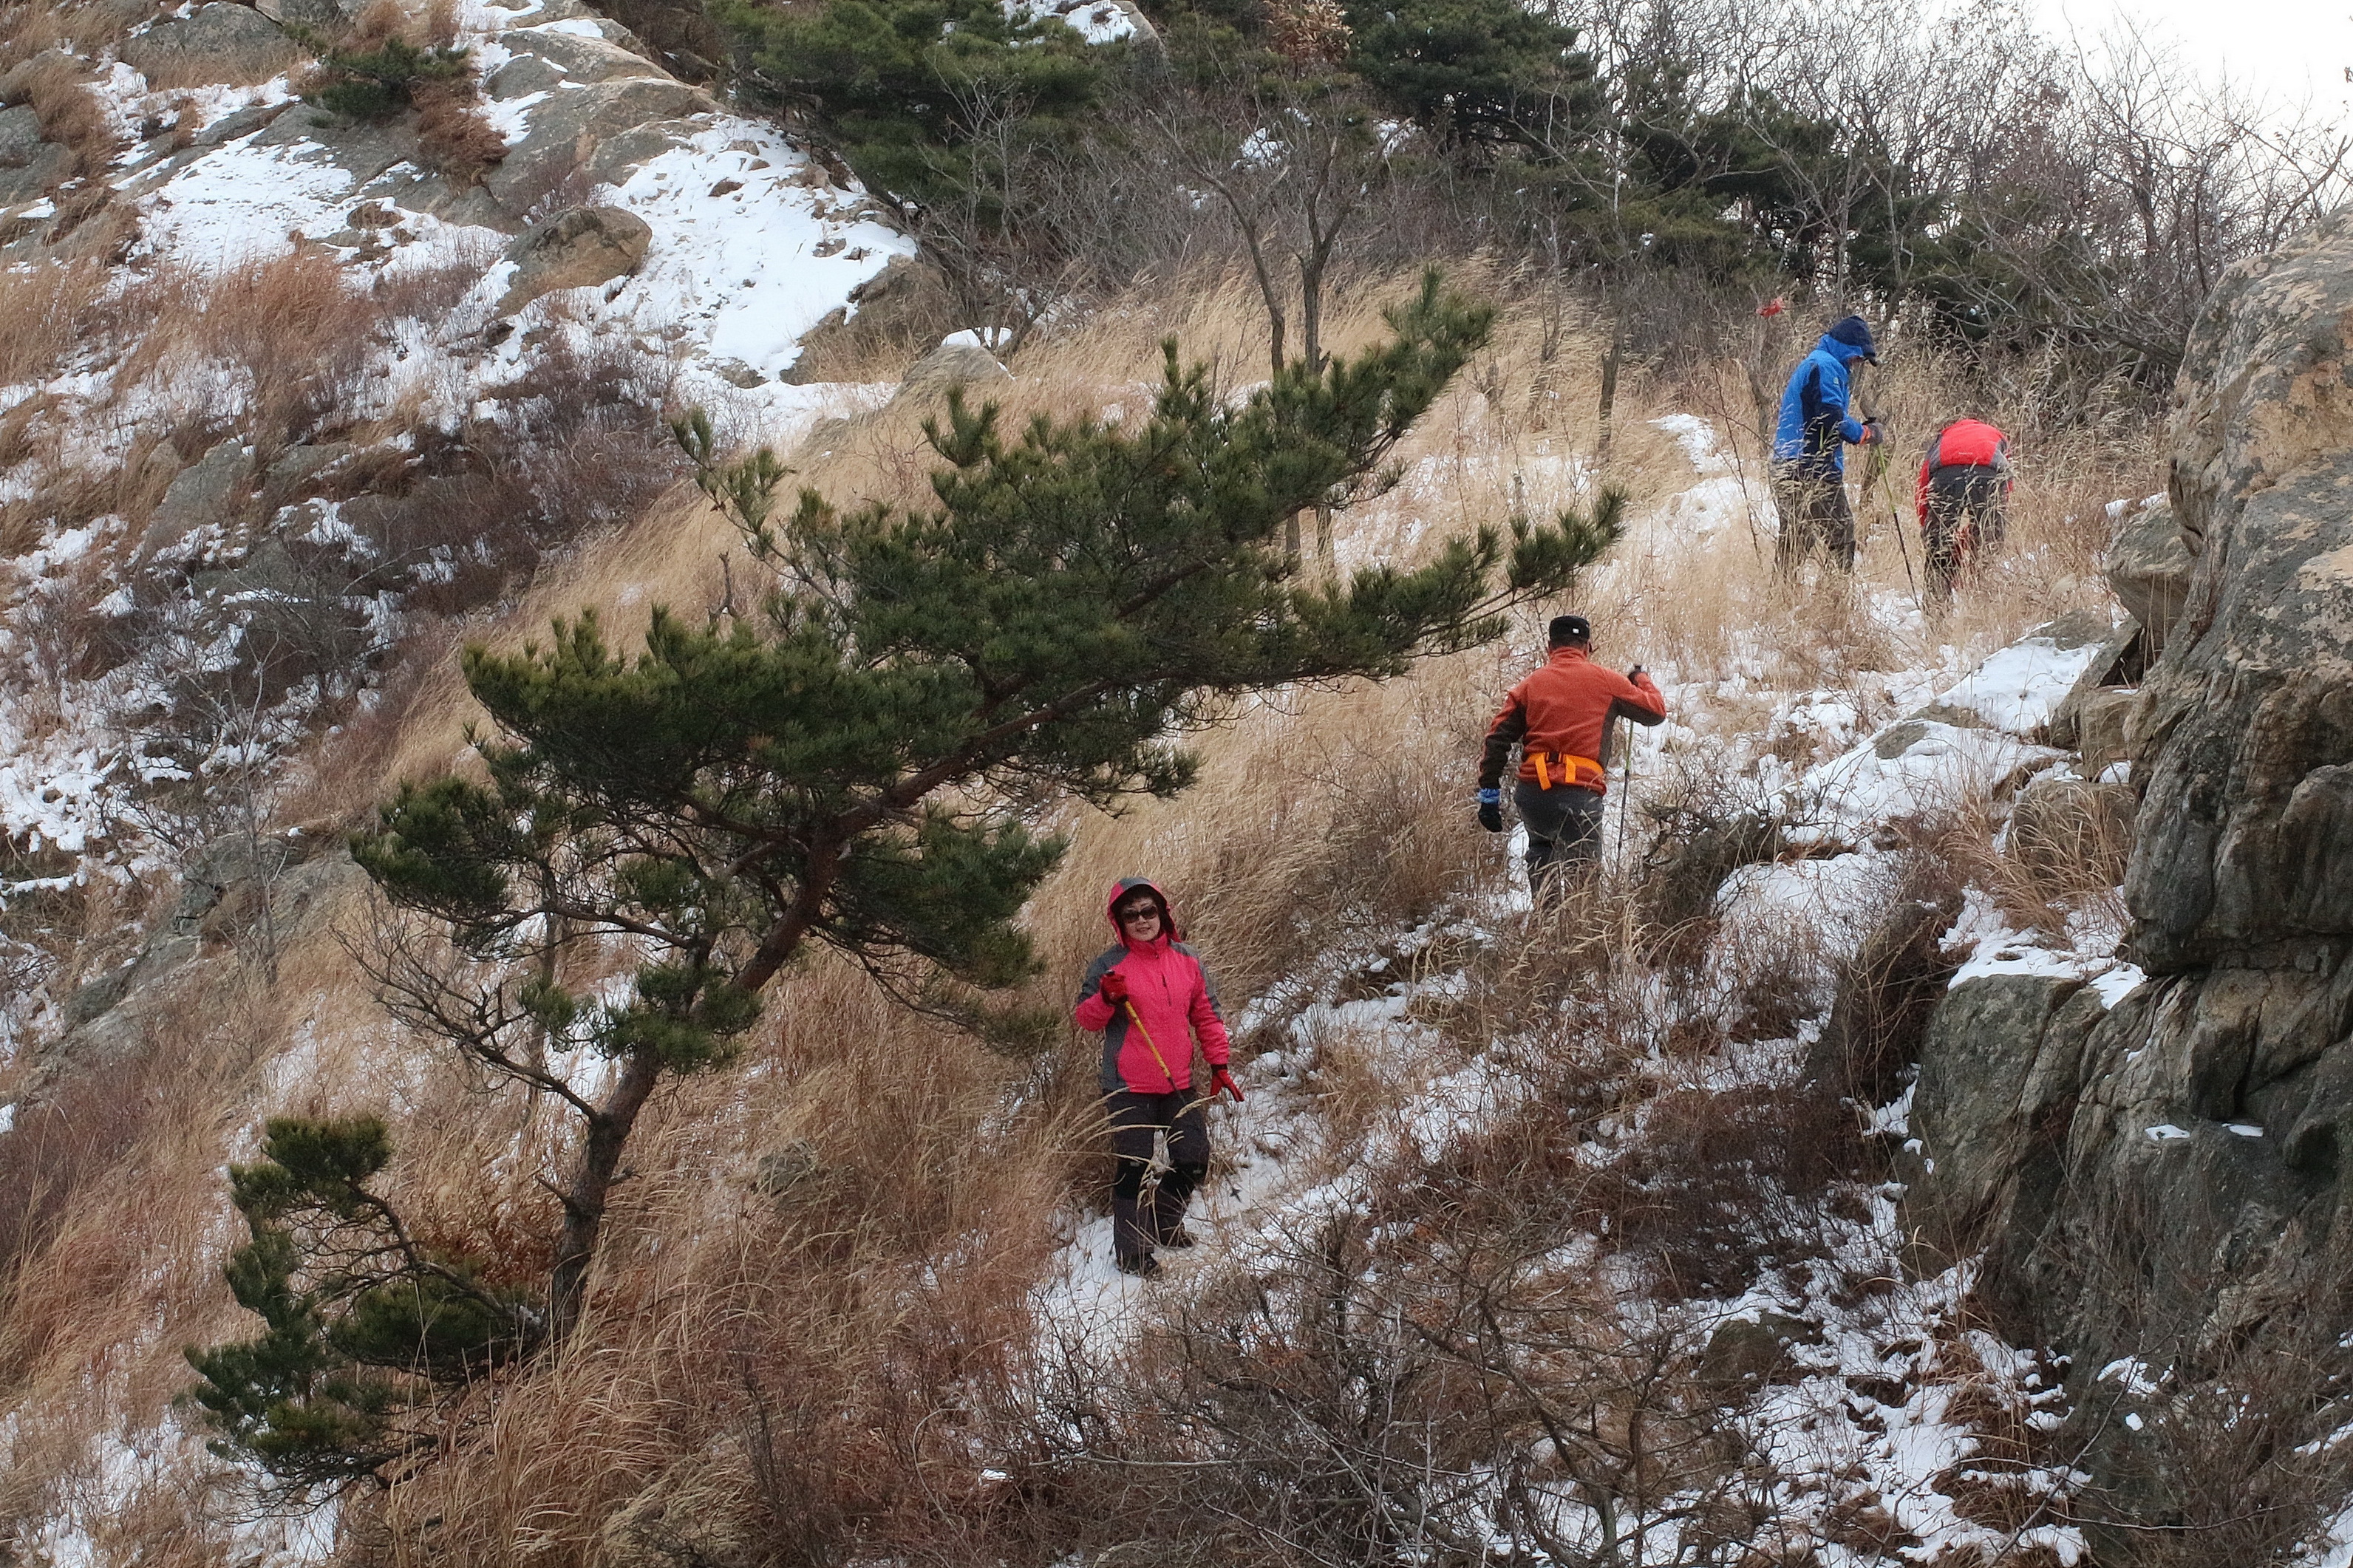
top-left (1118, 906), bottom-right (1162, 925)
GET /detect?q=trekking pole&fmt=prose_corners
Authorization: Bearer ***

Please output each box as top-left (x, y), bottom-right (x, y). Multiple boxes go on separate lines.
top-left (1857, 393), bottom-right (1924, 613)
top-left (1881, 467), bottom-right (1924, 610)
top-left (1613, 713), bottom-right (1633, 878)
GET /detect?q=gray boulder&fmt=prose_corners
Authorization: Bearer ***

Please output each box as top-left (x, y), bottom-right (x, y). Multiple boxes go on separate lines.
top-left (0, 104), bottom-right (70, 207)
top-left (141, 437), bottom-right (255, 558)
top-left (899, 340), bottom-right (1010, 402)
top-left (123, 2), bottom-right (295, 81)
top-left (480, 77), bottom-right (705, 218)
top-left (1905, 973), bottom-right (2105, 1265)
top-left (251, 0), bottom-right (353, 28)
top-left (251, 96), bottom-right (411, 189)
top-left (1906, 210), bottom-right (2353, 1489)
top-left (2071, 686), bottom-right (2139, 777)
top-left (495, 204), bottom-right (652, 314)
top-left (2045, 618), bottom-right (2145, 752)
top-left (33, 835), bottom-right (358, 1100)
top-left (497, 26), bottom-right (665, 84)
top-left (259, 440), bottom-right (355, 512)
top-left (0, 102), bottom-right (45, 166)
top-left (2103, 500), bottom-right (2192, 656)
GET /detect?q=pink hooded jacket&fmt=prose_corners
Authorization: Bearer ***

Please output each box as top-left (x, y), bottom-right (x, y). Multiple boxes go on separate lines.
top-left (1073, 878), bottom-right (1232, 1097)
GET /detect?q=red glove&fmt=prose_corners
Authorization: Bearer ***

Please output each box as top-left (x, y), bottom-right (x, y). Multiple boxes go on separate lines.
top-left (1097, 969), bottom-right (1128, 1004)
top-left (1210, 1066), bottom-right (1244, 1104)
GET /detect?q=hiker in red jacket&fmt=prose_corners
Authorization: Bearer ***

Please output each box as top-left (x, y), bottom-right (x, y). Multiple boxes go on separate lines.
top-left (1074, 878), bottom-right (1241, 1278)
top-left (1478, 615), bottom-right (1667, 901)
top-left (1916, 417), bottom-right (2011, 601)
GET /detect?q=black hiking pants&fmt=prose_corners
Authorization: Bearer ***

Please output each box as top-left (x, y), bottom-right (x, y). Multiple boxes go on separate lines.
top-left (1773, 471), bottom-right (1856, 574)
top-left (1514, 780), bottom-right (1605, 903)
top-left (1105, 1088), bottom-right (1210, 1261)
top-left (1923, 468), bottom-right (2007, 599)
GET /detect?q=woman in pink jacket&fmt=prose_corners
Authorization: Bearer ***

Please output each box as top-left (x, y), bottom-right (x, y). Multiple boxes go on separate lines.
top-left (1074, 878), bottom-right (1242, 1277)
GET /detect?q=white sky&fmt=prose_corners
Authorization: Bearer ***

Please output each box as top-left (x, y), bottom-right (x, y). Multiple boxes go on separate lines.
top-left (2027, 0), bottom-right (2352, 126)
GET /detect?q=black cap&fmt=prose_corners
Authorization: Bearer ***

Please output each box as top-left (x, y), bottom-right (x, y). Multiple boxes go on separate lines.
top-left (1547, 615), bottom-right (1591, 646)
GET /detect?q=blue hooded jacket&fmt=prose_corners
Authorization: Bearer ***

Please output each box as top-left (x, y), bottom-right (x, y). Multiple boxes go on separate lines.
top-left (1773, 319), bottom-right (1876, 477)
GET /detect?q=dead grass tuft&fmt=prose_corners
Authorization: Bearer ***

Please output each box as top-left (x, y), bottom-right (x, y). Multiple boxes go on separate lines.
top-left (5, 52), bottom-right (124, 180)
top-left (412, 81), bottom-right (505, 185)
top-left (0, 258), bottom-right (108, 389)
top-left (194, 245), bottom-right (384, 449)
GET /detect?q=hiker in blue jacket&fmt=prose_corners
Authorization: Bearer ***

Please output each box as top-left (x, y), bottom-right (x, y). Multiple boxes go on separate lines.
top-left (1771, 315), bottom-right (1883, 575)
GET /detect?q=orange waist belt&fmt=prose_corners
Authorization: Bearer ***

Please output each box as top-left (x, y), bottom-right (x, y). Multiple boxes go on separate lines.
top-left (1530, 751), bottom-right (1603, 790)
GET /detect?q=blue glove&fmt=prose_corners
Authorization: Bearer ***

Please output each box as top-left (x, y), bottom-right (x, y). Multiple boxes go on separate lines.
top-left (1477, 788), bottom-right (1503, 833)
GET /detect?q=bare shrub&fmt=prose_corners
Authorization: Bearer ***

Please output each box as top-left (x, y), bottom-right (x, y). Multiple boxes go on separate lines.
top-left (9, 548), bottom-right (122, 726)
top-left (372, 236), bottom-right (499, 320)
top-left (357, 333), bottom-right (686, 615)
top-left (1638, 748), bottom-right (1790, 944)
top-left (1808, 851), bottom-right (1964, 1108)
top-left (2039, 1183), bottom-right (2353, 1567)
top-left (1018, 1186), bottom-right (1774, 1566)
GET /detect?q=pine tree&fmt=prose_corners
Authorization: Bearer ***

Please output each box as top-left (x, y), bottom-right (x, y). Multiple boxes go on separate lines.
top-left (185, 1117), bottom-right (536, 1496)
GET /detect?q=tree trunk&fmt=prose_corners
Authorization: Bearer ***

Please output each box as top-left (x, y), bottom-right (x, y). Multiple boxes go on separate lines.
top-left (548, 1048), bottom-right (664, 1340)
top-left (1299, 250), bottom-right (1325, 375)
top-left (1597, 319), bottom-right (1623, 466)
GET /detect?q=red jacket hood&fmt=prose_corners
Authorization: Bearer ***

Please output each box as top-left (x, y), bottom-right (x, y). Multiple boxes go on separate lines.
top-left (1106, 876), bottom-right (1179, 948)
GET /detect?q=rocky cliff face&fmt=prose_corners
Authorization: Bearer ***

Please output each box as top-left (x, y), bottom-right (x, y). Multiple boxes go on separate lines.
top-left (1909, 211), bottom-right (2353, 1519)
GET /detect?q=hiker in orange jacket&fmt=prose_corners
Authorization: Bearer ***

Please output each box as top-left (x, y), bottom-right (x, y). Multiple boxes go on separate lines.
top-left (1477, 616), bottom-right (1666, 900)
top-left (1074, 878), bottom-right (1240, 1278)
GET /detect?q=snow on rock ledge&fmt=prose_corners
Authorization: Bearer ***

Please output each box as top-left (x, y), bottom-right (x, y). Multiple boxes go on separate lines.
top-left (46, 0), bottom-right (914, 428)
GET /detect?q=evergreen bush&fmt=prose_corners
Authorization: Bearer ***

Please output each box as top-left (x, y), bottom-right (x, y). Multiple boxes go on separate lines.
top-left (304, 36), bottom-right (473, 121)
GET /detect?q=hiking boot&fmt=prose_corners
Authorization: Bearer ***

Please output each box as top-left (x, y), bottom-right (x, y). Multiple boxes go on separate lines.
top-left (1111, 1196), bottom-right (1156, 1274)
top-left (1151, 1162), bottom-right (1205, 1250)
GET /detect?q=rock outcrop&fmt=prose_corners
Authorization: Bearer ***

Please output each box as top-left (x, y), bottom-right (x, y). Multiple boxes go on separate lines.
top-left (1907, 210), bottom-right (2353, 1477)
top-left (495, 203), bottom-right (652, 314)
top-left (898, 337), bottom-right (1012, 401)
top-left (122, 2), bottom-right (296, 81)
top-left (2102, 498), bottom-right (2192, 656)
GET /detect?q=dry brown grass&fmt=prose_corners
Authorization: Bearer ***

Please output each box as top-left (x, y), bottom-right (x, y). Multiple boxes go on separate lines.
top-left (0, 258), bottom-right (108, 391)
top-left (140, 247), bottom-right (384, 451)
top-left (1932, 783), bottom-right (2134, 942)
top-left (0, 966), bottom-right (291, 1555)
top-left (412, 82), bottom-right (505, 186)
top-left (1, 0), bottom-right (158, 64)
top-left (4, 50), bottom-right (124, 180)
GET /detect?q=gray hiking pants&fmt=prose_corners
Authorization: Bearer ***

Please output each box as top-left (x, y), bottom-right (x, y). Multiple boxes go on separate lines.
top-left (1514, 780), bottom-right (1605, 901)
top-left (1773, 471), bottom-right (1856, 574)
